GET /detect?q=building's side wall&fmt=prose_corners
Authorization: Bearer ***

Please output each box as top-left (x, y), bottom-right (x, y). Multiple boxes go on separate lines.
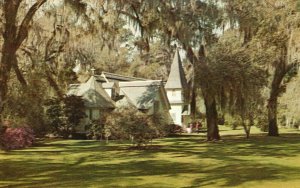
top-left (146, 91), bottom-right (173, 125)
top-left (166, 89), bottom-right (185, 126)
top-left (169, 104), bottom-right (183, 126)
top-left (148, 91), bottom-right (167, 114)
top-left (167, 89), bottom-right (183, 103)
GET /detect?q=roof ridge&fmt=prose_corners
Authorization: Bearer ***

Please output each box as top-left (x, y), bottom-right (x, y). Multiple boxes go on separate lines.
top-left (100, 71), bottom-right (148, 81)
top-left (119, 80), bottom-right (162, 83)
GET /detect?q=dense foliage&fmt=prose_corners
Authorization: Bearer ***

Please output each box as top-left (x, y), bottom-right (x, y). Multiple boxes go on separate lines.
top-left (104, 107), bottom-right (168, 147)
top-left (45, 95), bottom-right (86, 138)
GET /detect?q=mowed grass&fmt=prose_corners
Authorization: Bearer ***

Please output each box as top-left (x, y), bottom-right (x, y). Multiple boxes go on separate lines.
top-left (1, 127), bottom-right (300, 188)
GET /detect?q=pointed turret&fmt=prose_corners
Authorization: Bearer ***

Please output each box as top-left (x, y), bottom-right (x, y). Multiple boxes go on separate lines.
top-left (165, 49), bottom-right (188, 89)
top-left (165, 49), bottom-right (189, 126)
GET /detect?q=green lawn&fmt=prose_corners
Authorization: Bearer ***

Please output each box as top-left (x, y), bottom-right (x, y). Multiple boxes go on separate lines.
top-left (1, 127), bottom-right (300, 188)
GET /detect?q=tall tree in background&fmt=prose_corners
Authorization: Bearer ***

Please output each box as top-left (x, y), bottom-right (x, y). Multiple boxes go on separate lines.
top-left (224, 0), bottom-right (300, 136)
top-left (0, 0), bottom-right (102, 131)
top-left (109, 0), bottom-right (222, 140)
top-left (262, 1), bottom-right (299, 136)
top-left (0, 0), bottom-right (47, 121)
top-left (207, 30), bottom-right (268, 138)
top-left (0, 0), bottom-right (105, 119)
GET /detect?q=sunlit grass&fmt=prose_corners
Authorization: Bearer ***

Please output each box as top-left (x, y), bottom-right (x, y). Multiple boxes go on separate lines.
top-left (1, 127), bottom-right (300, 187)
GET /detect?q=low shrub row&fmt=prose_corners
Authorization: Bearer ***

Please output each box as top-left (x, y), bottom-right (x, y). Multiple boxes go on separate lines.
top-left (86, 107), bottom-right (171, 147)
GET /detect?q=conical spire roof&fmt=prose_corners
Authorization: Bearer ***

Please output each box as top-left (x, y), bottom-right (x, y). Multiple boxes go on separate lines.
top-left (165, 49), bottom-right (188, 89)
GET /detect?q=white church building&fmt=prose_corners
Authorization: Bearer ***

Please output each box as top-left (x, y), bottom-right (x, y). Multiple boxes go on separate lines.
top-left (68, 49), bottom-right (191, 128)
top-left (165, 50), bottom-right (190, 126)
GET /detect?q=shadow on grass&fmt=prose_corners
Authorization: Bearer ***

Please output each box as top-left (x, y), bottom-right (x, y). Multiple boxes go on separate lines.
top-left (1, 133), bottom-right (300, 187)
top-left (190, 163), bottom-right (300, 187)
top-left (0, 158), bottom-right (203, 187)
top-left (161, 133), bottom-right (300, 156)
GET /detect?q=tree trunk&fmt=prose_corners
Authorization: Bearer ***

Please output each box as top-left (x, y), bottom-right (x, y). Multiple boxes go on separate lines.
top-left (204, 95), bottom-right (220, 141)
top-left (0, 57), bottom-right (11, 118)
top-left (241, 116), bottom-right (251, 139)
top-left (183, 45), bottom-right (220, 140)
top-left (267, 45), bottom-right (292, 136)
top-left (267, 61), bottom-right (285, 136)
top-left (242, 123), bottom-right (250, 139)
top-left (291, 118), bottom-right (295, 128)
top-left (0, 1), bottom-right (21, 118)
top-left (0, 0), bottom-right (47, 119)
top-left (0, 46), bottom-right (17, 138)
top-left (0, 54), bottom-right (13, 116)
top-left (190, 87), bottom-right (196, 121)
top-left (286, 117), bottom-right (290, 128)
top-left (267, 64), bottom-right (283, 136)
top-left (268, 97), bottom-right (279, 136)
top-left (0, 53), bottom-right (17, 118)
top-left (12, 56), bottom-right (28, 86)
top-left (45, 69), bottom-right (64, 98)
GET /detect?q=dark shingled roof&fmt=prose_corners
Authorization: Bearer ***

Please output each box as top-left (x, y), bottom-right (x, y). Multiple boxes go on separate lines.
top-left (101, 72), bottom-right (148, 82)
top-left (165, 49), bottom-right (188, 89)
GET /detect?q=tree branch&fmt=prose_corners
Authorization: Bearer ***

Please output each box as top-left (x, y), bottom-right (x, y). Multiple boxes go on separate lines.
top-left (45, 69), bottom-right (63, 98)
top-left (12, 56), bottom-right (27, 86)
top-left (14, 0), bottom-right (47, 51)
top-left (285, 62), bottom-right (299, 74)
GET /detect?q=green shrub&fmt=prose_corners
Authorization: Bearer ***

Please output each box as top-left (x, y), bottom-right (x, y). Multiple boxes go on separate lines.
top-left (0, 121), bottom-right (35, 150)
top-left (3, 80), bottom-right (49, 137)
top-left (85, 120), bottom-right (105, 140)
top-left (164, 124), bottom-right (183, 134)
top-left (104, 107), bottom-right (165, 146)
top-left (45, 95), bottom-right (86, 138)
top-left (257, 116), bottom-right (269, 132)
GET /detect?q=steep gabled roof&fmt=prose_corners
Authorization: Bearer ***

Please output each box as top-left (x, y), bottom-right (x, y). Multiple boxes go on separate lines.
top-left (165, 49), bottom-right (188, 89)
top-left (68, 84), bottom-right (80, 95)
top-left (115, 93), bottom-right (136, 108)
top-left (68, 76), bottom-right (115, 108)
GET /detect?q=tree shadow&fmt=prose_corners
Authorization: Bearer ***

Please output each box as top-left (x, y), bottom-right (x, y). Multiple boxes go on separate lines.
top-left (190, 163), bottom-right (300, 187)
top-left (1, 133), bottom-right (300, 187)
top-left (136, 83), bottom-right (160, 109)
